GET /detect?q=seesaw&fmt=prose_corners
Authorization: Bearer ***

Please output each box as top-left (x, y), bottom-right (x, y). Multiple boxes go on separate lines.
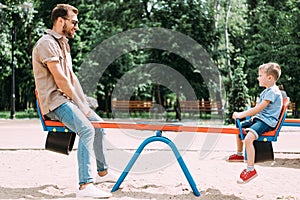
top-left (236, 97), bottom-right (289, 162)
top-left (36, 95), bottom-right (289, 197)
top-left (37, 112), bottom-right (237, 197)
top-left (283, 118), bottom-right (300, 127)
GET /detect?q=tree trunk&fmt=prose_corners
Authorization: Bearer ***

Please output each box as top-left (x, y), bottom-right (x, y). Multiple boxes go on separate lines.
top-left (225, 0), bottom-right (232, 77)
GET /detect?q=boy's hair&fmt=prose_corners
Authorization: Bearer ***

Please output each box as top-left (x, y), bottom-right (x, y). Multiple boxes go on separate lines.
top-left (51, 4), bottom-right (78, 24)
top-left (259, 62), bottom-right (281, 81)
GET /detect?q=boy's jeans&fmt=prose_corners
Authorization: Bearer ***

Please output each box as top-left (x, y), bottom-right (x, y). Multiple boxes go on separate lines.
top-left (46, 101), bottom-right (108, 185)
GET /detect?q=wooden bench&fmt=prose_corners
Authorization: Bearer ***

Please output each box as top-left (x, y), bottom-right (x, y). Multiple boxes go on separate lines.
top-left (111, 100), bottom-right (153, 116)
top-left (179, 100), bottom-right (223, 114)
top-left (178, 100), bottom-right (199, 113)
top-left (287, 102), bottom-right (297, 117)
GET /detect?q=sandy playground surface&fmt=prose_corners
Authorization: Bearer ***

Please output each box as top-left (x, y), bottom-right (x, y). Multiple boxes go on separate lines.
top-left (0, 119), bottom-right (299, 200)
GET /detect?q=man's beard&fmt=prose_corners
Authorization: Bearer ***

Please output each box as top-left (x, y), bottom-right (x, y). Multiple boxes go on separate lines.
top-left (62, 23), bottom-right (73, 38)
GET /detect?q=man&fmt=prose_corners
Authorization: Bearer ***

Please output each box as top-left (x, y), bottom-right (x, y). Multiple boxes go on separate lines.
top-left (32, 4), bottom-right (116, 198)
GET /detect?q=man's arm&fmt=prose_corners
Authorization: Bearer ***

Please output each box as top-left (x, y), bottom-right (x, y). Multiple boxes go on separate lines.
top-left (47, 61), bottom-right (91, 116)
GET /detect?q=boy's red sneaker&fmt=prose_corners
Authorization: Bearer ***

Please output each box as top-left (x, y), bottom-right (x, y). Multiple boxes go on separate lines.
top-left (237, 169), bottom-right (258, 184)
top-left (227, 154), bottom-right (244, 162)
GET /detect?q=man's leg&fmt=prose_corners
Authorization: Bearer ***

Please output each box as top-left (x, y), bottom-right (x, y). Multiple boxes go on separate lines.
top-left (50, 102), bottom-right (95, 185)
top-left (87, 110), bottom-right (108, 173)
top-left (87, 110), bottom-right (117, 183)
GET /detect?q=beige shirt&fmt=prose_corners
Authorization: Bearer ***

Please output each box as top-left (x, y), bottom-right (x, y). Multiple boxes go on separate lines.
top-left (32, 29), bottom-right (88, 115)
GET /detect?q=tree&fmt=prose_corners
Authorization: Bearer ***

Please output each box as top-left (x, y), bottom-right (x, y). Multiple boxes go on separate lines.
top-left (245, 0), bottom-right (300, 112)
top-left (1, 0), bottom-right (299, 123)
top-left (211, 0), bottom-right (249, 122)
top-left (226, 57), bottom-right (249, 124)
top-left (0, 1), bottom-right (37, 111)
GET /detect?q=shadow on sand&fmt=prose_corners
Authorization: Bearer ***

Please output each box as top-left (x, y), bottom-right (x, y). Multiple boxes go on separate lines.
top-left (0, 185), bottom-right (75, 199)
top-left (112, 185), bottom-right (242, 200)
top-left (258, 158), bottom-right (300, 169)
top-left (0, 184), bottom-right (242, 199)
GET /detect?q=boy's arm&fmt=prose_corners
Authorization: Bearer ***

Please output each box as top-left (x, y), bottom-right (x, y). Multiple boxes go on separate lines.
top-left (232, 100), bottom-right (270, 120)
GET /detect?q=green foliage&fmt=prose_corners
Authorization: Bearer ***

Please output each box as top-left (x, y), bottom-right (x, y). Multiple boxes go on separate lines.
top-left (245, 0), bottom-right (300, 108)
top-left (0, 0), bottom-right (37, 111)
top-left (0, 0), bottom-right (299, 123)
top-left (226, 57), bottom-right (249, 124)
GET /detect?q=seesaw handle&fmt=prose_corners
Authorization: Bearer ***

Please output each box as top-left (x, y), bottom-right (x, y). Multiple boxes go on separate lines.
top-left (235, 119), bottom-right (245, 140)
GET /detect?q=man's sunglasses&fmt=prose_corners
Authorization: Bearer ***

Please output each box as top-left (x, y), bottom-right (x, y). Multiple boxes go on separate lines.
top-left (62, 17), bottom-right (79, 27)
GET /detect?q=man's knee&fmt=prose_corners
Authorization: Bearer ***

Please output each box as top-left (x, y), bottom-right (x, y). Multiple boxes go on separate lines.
top-left (77, 122), bottom-right (95, 137)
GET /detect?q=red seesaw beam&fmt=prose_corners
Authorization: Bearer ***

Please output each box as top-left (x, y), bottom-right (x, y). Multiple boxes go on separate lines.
top-left (91, 121), bottom-right (240, 134)
top-left (284, 118), bottom-right (300, 123)
top-left (44, 120), bottom-right (240, 134)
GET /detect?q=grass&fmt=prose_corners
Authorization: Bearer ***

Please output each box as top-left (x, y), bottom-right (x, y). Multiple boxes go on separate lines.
top-left (0, 108), bottom-right (39, 119)
top-left (0, 109), bottom-right (223, 120)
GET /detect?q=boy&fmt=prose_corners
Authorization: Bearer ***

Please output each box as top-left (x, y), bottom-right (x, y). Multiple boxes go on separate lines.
top-left (228, 62), bottom-right (282, 183)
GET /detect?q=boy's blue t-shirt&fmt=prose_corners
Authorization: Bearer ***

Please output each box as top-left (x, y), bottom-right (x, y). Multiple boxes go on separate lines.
top-left (255, 85), bottom-right (283, 128)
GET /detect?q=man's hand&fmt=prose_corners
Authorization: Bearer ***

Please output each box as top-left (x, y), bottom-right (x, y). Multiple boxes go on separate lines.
top-left (47, 61), bottom-right (91, 116)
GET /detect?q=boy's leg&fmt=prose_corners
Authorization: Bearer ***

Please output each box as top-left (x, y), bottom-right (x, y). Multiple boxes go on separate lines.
top-left (244, 131), bottom-right (256, 167)
top-left (237, 130), bottom-right (258, 184)
top-left (236, 134), bottom-right (243, 153)
top-left (227, 134), bottom-right (244, 162)
top-left (227, 120), bottom-right (251, 162)
top-left (244, 118), bottom-right (273, 166)
top-left (236, 119), bottom-right (253, 153)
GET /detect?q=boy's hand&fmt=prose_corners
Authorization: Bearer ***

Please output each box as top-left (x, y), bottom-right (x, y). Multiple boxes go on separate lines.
top-left (232, 112), bottom-right (241, 120)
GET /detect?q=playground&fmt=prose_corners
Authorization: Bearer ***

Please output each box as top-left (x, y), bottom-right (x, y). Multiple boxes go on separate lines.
top-left (0, 1), bottom-right (299, 199)
top-left (0, 119), bottom-right (299, 200)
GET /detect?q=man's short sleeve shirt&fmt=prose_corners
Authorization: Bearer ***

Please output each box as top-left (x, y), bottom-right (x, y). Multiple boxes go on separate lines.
top-left (32, 29), bottom-right (73, 115)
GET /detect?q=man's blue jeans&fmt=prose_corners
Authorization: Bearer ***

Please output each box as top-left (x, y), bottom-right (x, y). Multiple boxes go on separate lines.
top-left (46, 101), bottom-right (108, 185)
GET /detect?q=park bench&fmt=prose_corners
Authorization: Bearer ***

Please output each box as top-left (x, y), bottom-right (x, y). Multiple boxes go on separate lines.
top-left (111, 100), bottom-right (224, 120)
top-left (287, 102), bottom-right (297, 117)
top-left (178, 100), bottom-right (199, 113)
top-left (200, 100), bottom-right (223, 113)
top-left (179, 100), bottom-right (223, 115)
top-left (111, 100), bottom-right (153, 117)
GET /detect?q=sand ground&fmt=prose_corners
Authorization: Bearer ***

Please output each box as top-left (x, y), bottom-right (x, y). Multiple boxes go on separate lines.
top-left (0, 119), bottom-right (299, 200)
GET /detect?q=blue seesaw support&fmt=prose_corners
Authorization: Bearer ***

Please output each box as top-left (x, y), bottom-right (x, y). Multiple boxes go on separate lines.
top-left (111, 130), bottom-right (200, 197)
top-left (36, 92), bottom-right (200, 196)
